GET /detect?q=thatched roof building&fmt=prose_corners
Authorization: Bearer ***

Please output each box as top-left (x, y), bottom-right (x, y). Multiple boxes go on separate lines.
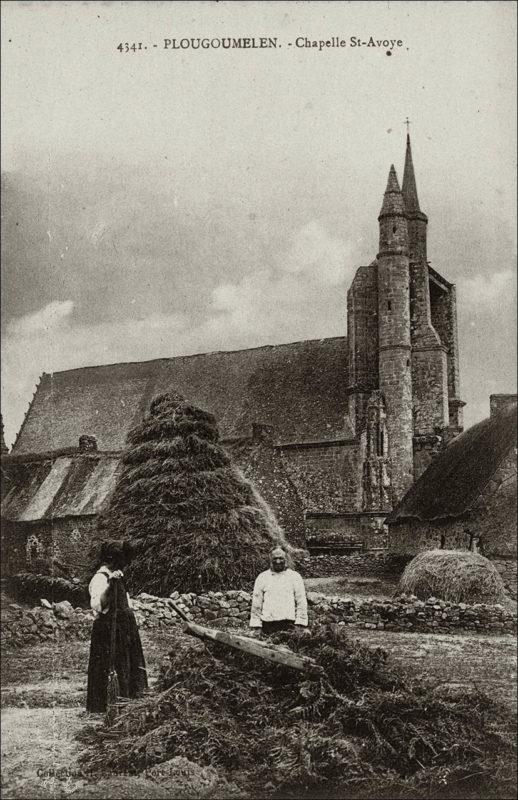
top-left (386, 396), bottom-right (517, 598)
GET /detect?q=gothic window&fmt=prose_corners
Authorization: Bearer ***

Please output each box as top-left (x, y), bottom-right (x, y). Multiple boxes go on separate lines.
top-left (440, 534), bottom-right (446, 549)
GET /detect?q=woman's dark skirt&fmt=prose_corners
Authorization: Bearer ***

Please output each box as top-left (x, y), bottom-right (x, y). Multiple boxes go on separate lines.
top-left (86, 605), bottom-right (148, 712)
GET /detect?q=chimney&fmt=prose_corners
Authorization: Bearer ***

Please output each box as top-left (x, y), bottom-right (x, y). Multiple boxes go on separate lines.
top-left (79, 435), bottom-right (98, 452)
top-left (489, 394), bottom-right (517, 418)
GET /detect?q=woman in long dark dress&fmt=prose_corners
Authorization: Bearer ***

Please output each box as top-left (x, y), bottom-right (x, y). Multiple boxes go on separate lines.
top-left (86, 539), bottom-right (148, 712)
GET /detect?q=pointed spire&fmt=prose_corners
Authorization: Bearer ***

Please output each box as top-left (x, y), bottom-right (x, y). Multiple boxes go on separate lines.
top-left (379, 165), bottom-right (406, 217)
top-left (386, 164), bottom-right (400, 193)
top-left (402, 134), bottom-right (421, 214)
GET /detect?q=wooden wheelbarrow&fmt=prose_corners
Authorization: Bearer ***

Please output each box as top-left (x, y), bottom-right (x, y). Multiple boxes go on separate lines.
top-left (169, 600), bottom-right (323, 676)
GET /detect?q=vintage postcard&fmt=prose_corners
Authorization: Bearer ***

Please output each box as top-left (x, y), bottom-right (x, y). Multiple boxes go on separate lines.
top-left (1, 2), bottom-right (516, 799)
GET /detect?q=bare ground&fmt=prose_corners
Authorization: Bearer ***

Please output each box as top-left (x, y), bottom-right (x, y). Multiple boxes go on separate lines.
top-left (1, 600), bottom-right (516, 799)
top-left (305, 575), bottom-right (398, 601)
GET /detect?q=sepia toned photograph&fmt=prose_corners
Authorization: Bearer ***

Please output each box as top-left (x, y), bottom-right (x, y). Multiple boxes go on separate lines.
top-left (1, 1), bottom-right (516, 798)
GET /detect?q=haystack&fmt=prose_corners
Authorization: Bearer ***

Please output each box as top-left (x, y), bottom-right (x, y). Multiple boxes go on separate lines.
top-left (97, 392), bottom-right (293, 595)
top-left (398, 549), bottom-right (507, 604)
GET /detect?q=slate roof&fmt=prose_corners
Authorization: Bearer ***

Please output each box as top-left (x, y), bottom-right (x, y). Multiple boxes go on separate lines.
top-left (1, 456), bottom-right (120, 521)
top-left (12, 337), bottom-right (351, 454)
top-left (1, 443), bottom-right (306, 540)
top-left (386, 401), bottom-right (517, 524)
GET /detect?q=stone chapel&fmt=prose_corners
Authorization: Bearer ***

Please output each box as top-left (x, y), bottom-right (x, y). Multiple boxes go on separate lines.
top-left (1, 135), bottom-right (465, 574)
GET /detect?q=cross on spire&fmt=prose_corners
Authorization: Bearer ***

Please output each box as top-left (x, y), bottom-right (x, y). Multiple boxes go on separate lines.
top-left (405, 117), bottom-right (410, 134)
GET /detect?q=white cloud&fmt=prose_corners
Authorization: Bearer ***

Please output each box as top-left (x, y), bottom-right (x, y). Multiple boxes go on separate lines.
top-left (8, 300), bottom-right (74, 335)
top-left (1, 302), bottom-right (187, 446)
top-left (281, 220), bottom-right (353, 286)
top-left (1, 220), bottom-right (359, 447)
top-left (456, 269), bottom-right (515, 310)
top-left (206, 221), bottom-right (357, 344)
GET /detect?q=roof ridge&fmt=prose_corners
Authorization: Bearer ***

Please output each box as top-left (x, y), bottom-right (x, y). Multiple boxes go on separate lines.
top-left (41, 335), bottom-right (348, 377)
top-left (386, 407), bottom-right (517, 524)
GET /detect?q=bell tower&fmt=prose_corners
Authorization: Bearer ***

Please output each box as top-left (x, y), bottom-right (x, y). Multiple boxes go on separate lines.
top-left (376, 165), bottom-right (414, 503)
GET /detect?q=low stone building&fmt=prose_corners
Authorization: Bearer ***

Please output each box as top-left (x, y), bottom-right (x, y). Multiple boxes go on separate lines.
top-left (0, 440), bottom-right (119, 579)
top-left (386, 396), bottom-right (517, 598)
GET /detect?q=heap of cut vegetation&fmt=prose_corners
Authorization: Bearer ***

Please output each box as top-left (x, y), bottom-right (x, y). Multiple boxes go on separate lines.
top-left (398, 549), bottom-right (507, 605)
top-left (97, 392), bottom-right (293, 595)
top-left (81, 624), bottom-right (516, 799)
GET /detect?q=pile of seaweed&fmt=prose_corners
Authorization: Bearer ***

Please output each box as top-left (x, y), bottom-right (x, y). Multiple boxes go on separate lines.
top-left (81, 624), bottom-right (516, 799)
top-left (97, 392), bottom-right (293, 595)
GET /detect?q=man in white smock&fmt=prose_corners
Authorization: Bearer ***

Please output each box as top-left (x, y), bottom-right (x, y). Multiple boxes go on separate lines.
top-left (249, 546), bottom-right (308, 635)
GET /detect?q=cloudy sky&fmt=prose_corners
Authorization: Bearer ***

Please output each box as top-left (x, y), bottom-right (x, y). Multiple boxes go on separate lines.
top-left (1, 1), bottom-right (516, 446)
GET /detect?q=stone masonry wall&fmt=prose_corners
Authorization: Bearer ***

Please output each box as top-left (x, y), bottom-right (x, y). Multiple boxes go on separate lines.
top-left (389, 519), bottom-right (470, 555)
top-left (412, 433), bottom-right (444, 481)
top-left (347, 263), bottom-right (378, 435)
top-left (296, 550), bottom-right (411, 577)
top-left (411, 348), bottom-right (449, 434)
top-left (492, 559), bottom-right (517, 600)
top-left (430, 281), bottom-right (462, 423)
top-left (1, 517), bottom-right (98, 581)
top-left (304, 516), bottom-right (388, 550)
top-left (280, 443), bottom-right (362, 512)
top-left (1, 522), bottom-right (36, 576)
top-left (377, 249), bottom-right (414, 504)
top-left (409, 261), bottom-right (441, 350)
top-left (2, 590), bottom-right (515, 649)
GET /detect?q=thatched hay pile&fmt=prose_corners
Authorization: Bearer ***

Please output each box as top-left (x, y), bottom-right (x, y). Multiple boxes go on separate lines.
top-left (398, 549), bottom-right (507, 604)
top-left (81, 624), bottom-right (516, 799)
top-left (97, 392), bottom-right (293, 595)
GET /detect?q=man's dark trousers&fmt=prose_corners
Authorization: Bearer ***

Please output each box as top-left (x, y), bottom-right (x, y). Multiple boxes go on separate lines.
top-left (261, 619), bottom-right (295, 635)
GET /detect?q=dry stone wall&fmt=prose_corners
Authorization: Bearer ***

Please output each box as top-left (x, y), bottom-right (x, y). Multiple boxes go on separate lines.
top-left (2, 589), bottom-right (515, 649)
top-left (295, 551), bottom-right (410, 578)
top-left (1, 600), bottom-right (92, 648)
